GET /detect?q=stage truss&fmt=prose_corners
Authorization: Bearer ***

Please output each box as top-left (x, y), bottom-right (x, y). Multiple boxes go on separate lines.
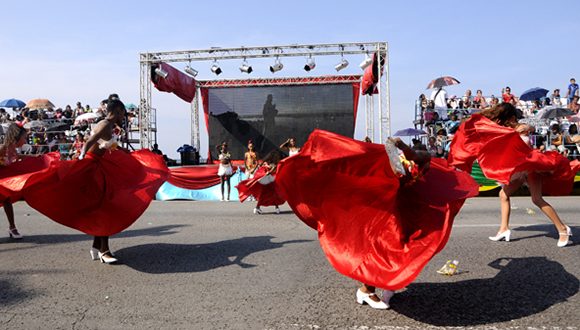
top-left (139, 42), bottom-right (390, 151)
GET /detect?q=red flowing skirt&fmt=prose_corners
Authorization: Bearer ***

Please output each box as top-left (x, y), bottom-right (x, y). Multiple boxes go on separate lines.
top-left (23, 150), bottom-right (169, 236)
top-left (237, 167), bottom-right (285, 207)
top-left (275, 130), bottom-right (479, 290)
top-left (449, 114), bottom-right (580, 195)
top-left (0, 153), bottom-right (61, 203)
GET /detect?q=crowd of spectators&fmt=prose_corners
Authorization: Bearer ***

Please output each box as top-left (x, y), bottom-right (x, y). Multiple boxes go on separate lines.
top-left (415, 78), bottom-right (580, 161)
top-left (0, 100), bottom-right (140, 160)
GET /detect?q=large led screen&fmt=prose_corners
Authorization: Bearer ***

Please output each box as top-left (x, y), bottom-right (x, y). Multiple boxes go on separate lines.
top-left (207, 84), bottom-right (355, 160)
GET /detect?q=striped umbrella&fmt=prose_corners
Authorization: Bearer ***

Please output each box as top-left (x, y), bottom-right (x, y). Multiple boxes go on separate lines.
top-left (427, 76), bottom-right (460, 89)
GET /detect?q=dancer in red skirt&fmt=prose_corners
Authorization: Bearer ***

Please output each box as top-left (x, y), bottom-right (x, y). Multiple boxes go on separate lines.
top-left (23, 97), bottom-right (168, 264)
top-left (0, 123), bottom-right (59, 239)
top-left (237, 151), bottom-right (285, 215)
top-left (275, 130), bottom-right (479, 309)
top-left (449, 103), bottom-right (579, 247)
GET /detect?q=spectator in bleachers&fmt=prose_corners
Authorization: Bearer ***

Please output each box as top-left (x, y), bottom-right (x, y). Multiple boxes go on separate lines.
top-left (568, 95), bottom-right (579, 113)
top-left (127, 112), bottom-right (138, 129)
top-left (502, 86), bottom-right (518, 105)
top-left (490, 95), bottom-right (500, 107)
top-left (472, 89), bottom-right (488, 109)
top-left (549, 123), bottom-right (565, 153)
top-left (447, 95), bottom-right (459, 109)
top-left (71, 133), bottom-right (84, 160)
top-left (418, 94), bottom-right (428, 111)
top-left (551, 89), bottom-right (562, 107)
top-left (565, 124), bottom-right (580, 159)
top-left (426, 111), bottom-right (439, 127)
top-left (57, 133), bottom-right (69, 159)
top-left (85, 104), bottom-right (91, 113)
top-left (566, 78), bottom-right (579, 105)
top-left (461, 89), bottom-right (472, 109)
top-left (435, 128), bottom-right (448, 158)
top-left (427, 136), bottom-right (438, 157)
top-left (63, 105), bottom-right (73, 119)
top-left (529, 99), bottom-right (542, 116)
top-left (430, 87), bottom-right (448, 120)
top-left (0, 108), bottom-right (9, 123)
top-left (74, 102), bottom-right (84, 117)
top-left (54, 108), bottom-right (63, 120)
top-left (445, 114), bottom-right (460, 133)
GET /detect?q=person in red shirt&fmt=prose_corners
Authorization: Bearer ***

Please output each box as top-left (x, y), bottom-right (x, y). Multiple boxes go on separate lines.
top-left (502, 86), bottom-right (518, 105)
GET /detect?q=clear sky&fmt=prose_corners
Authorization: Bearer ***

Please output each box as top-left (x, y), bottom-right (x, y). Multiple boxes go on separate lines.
top-left (1, 0), bottom-right (579, 158)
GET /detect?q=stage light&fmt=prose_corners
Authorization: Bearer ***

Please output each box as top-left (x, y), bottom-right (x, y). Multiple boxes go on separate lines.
top-left (304, 57), bottom-right (316, 72)
top-left (185, 65), bottom-right (198, 77)
top-left (154, 67), bottom-right (168, 79)
top-left (359, 55), bottom-right (373, 70)
top-left (334, 58), bottom-right (349, 72)
top-left (270, 58), bottom-right (283, 73)
top-left (239, 60), bottom-right (253, 74)
top-left (210, 61), bottom-right (222, 75)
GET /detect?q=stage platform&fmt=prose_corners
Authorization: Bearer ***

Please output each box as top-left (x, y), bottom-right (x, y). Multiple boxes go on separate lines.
top-left (156, 165), bottom-right (245, 201)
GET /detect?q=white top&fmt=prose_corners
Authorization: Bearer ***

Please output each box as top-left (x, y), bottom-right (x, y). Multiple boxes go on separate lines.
top-left (430, 88), bottom-right (448, 119)
top-left (289, 149), bottom-right (300, 157)
top-left (430, 88), bottom-right (448, 110)
top-left (97, 133), bottom-right (120, 150)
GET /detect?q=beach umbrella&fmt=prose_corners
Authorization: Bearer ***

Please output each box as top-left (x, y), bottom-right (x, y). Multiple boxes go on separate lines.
top-left (0, 98), bottom-right (25, 108)
top-left (539, 107), bottom-right (575, 119)
top-left (26, 98), bottom-right (55, 110)
top-left (125, 103), bottom-right (138, 110)
top-left (426, 76), bottom-right (460, 89)
top-left (23, 120), bottom-right (47, 129)
top-left (568, 115), bottom-right (580, 122)
top-left (393, 128), bottom-right (428, 136)
top-left (74, 112), bottom-right (100, 125)
top-left (520, 87), bottom-right (549, 101)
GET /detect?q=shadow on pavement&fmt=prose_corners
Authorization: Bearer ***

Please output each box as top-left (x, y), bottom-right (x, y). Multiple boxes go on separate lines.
top-left (118, 236), bottom-right (312, 274)
top-left (392, 256), bottom-right (579, 326)
top-left (0, 269), bottom-right (67, 307)
top-left (0, 225), bottom-right (186, 248)
top-left (512, 225), bottom-right (578, 246)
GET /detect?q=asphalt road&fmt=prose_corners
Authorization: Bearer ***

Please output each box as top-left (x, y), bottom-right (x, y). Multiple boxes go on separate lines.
top-left (0, 197), bottom-right (579, 329)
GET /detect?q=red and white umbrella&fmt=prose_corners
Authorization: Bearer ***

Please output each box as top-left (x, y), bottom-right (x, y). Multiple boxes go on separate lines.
top-left (74, 112), bottom-right (100, 125)
top-left (426, 76), bottom-right (460, 89)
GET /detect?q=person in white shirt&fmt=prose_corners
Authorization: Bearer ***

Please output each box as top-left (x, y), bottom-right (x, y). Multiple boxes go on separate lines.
top-left (430, 87), bottom-right (448, 119)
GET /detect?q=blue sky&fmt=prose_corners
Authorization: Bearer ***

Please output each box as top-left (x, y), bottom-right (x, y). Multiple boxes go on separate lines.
top-left (1, 0), bottom-right (579, 158)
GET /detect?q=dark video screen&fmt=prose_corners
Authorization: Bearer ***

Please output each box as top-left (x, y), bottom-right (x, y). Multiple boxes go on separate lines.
top-left (207, 84), bottom-right (355, 160)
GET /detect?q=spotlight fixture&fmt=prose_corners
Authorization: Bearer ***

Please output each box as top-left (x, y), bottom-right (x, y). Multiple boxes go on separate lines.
top-left (304, 56), bottom-right (316, 72)
top-left (239, 59), bottom-right (253, 74)
top-left (154, 67), bottom-right (168, 79)
top-left (270, 58), bottom-right (283, 73)
top-left (185, 65), bottom-right (198, 77)
top-left (334, 58), bottom-right (349, 72)
top-left (210, 60), bottom-right (222, 75)
top-left (359, 54), bottom-right (373, 70)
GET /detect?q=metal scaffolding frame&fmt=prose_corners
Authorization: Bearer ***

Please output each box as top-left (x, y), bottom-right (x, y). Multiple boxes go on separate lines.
top-left (139, 42), bottom-right (390, 151)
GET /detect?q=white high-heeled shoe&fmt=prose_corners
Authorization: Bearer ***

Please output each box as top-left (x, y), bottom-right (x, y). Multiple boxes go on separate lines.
top-left (98, 251), bottom-right (118, 264)
top-left (489, 229), bottom-right (511, 242)
top-left (356, 289), bottom-right (389, 309)
top-left (8, 228), bottom-right (23, 239)
top-left (557, 225), bottom-right (573, 248)
top-left (253, 207), bottom-right (262, 214)
top-left (90, 248), bottom-right (100, 261)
